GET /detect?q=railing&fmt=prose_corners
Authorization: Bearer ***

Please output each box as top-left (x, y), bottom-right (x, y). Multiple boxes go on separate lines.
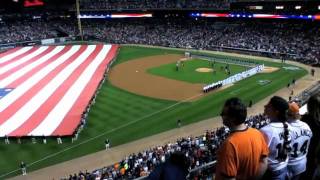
top-left (293, 81), bottom-right (320, 106)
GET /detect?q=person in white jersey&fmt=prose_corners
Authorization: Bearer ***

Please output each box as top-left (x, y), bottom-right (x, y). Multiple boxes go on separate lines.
top-left (260, 96), bottom-right (292, 180)
top-left (287, 102), bottom-right (312, 180)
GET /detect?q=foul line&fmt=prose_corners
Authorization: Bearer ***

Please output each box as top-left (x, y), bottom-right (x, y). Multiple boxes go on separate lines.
top-left (0, 93), bottom-right (203, 178)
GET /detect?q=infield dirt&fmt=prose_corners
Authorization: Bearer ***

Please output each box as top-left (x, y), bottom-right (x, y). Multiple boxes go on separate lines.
top-left (108, 54), bottom-right (205, 101)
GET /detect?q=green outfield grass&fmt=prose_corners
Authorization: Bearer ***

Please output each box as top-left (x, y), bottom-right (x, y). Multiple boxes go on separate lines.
top-left (0, 45), bottom-right (308, 178)
top-left (148, 59), bottom-right (247, 84)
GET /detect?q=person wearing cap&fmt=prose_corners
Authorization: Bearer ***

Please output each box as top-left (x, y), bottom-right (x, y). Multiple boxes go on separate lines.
top-left (287, 102), bottom-right (313, 180)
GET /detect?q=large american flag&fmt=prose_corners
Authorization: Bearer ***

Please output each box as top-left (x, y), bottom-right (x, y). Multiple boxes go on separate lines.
top-left (0, 44), bottom-right (118, 137)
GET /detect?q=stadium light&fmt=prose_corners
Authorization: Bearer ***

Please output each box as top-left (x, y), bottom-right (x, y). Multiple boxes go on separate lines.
top-left (318, 5), bottom-right (320, 10)
top-left (295, 6), bottom-right (301, 10)
top-left (276, 6), bottom-right (284, 10)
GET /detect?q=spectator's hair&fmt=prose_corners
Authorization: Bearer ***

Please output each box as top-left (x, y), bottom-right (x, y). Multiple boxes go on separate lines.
top-left (223, 97), bottom-right (247, 125)
top-left (307, 94), bottom-right (320, 125)
top-left (269, 96), bottom-right (291, 161)
top-left (169, 151), bottom-right (190, 174)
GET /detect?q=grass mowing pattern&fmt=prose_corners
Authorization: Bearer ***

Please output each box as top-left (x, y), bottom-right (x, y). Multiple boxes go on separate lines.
top-left (147, 59), bottom-right (247, 84)
top-left (0, 45), bottom-right (307, 178)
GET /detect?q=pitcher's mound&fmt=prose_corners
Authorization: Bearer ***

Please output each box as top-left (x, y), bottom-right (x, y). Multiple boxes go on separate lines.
top-left (196, 68), bottom-right (213, 73)
top-left (261, 66), bottom-right (279, 73)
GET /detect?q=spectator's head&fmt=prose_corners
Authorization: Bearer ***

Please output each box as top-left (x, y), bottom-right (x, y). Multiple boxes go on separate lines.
top-left (288, 101), bottom-right (301, 120)
top-left (169, 151), bottom-right (190, 172)
top-left (264, 96), bottom-right (288, 122)
top-left (148, 151), bottom-right (189, 180)
top-left (307, 94), bottom-right (320, 123)
top-left (265, 96), bottom-right (291, 161)
top-left (220, 97), bottom-right (247, 127)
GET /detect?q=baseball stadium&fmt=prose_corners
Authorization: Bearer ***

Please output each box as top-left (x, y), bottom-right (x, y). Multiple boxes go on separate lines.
top-left (0, 0), bottom-right (320, 179)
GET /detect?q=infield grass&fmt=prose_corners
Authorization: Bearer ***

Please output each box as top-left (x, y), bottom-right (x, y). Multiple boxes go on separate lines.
top-left (148, 59), bottom-right (248, 84)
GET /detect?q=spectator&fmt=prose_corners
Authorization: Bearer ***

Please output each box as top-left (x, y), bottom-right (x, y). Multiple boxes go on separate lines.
top-left (287, 102), bottom-right (312, 180)
top-left (260, 96), bottom-right (291, 180)
top-left (215, 97), bottom-right (269, 180)
top-left (148, 151), bottom-right (189, 180)
top-left (313, 144), bottom-right (320, 180)
top-left (301, 94), bottom-right (320, 179)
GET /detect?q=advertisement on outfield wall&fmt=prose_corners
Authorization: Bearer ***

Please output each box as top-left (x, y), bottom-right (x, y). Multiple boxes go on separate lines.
top-left (0, 45), bottom-right (15, 51)
top-left (41, 38), bottom-right (55, 45)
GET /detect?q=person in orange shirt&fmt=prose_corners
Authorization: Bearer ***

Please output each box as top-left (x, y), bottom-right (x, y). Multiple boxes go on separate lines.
top-left (215, 97), bottom-right (269, 180)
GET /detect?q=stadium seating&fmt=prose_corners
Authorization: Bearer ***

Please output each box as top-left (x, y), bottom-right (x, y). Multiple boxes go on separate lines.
top-left (1, 18), bottom-right (318, 65)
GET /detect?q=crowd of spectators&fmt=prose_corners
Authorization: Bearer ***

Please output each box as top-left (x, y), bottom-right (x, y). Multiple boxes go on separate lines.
top-left (1, 18), bottom-right (319, 65)
top-left (0, 20), bottom-right (57, 44)
top-left (62, 114), bottom-right (268, 180)
top-left (80, 19), bottom-right (320, 65)
top-left (0, 19), bottom-right (76, 44)
top-left (78, 0), bottom-right (231, 10)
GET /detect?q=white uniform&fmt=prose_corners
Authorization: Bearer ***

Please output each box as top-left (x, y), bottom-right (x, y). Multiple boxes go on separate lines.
top-left (288, 119), bottom-right (313, 177)
top-left (260, 122), bottom-right (291, 172)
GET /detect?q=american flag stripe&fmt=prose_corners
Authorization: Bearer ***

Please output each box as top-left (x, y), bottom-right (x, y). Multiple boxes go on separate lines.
top-left (52, 45), bottom-right (119, 136)
top-left (0, 47), bottom-right (39, 68)
top-left (9, 45), bottom-right (103, 136)
top-left (0, 44), bottom-right (118, 137)
top-left (0, 45), bottom-right (97, 136)
top-left (1, 46), bottom-right (74, 135)
top-left (0, 47), bottom-right (31, 64)
top-left (31, 45), bottom-right (114, 136)
top-left (0, 46), bottom-right (49, 75)
top-left (0, 45), bottom-right (83, 115)
top-left (0, 46), bottom-right (79, 124)
top-left (8, 46), bottom-right (72, 88)
top-left (0, 47), bottom-right (21, 59)
top-left (0, 45), bottom-right (83, 131)
top-left (0, 46), bottom-right (65, 87)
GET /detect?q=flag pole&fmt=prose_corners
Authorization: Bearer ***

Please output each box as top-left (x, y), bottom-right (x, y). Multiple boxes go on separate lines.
top-left (76, 0), bottom-right (84, 41)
